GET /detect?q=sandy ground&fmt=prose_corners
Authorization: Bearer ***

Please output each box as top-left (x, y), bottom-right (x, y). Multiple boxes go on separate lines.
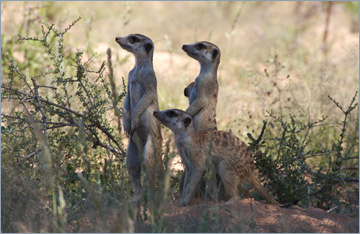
top-left (69, 197), bottom-right (358, 233)
top-left (135, 198), bottom-right (359, 233)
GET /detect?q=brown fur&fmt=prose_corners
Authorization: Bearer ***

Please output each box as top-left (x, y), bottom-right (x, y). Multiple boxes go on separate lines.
top-left (153, 109), bottom-right (278, 206)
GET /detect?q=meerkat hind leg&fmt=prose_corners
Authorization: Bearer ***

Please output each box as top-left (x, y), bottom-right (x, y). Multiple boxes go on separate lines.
top-left (143, 135), bottom-right (159, 200)
top-left (238, 184), bottom-right (251, 198)
top-left (218, 163), bottom-right (241, 205)
top-left (180, 169), bottom-right (204, 206)
top-left (126, 138), bottom-right (143, 202)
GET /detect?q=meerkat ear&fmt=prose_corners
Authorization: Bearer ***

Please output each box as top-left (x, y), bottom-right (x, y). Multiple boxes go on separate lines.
top-left (184, 117), bottom-right (192, 128)
top-left (145, 43), bottom-right (153, 54)
top-left (212, 49), bottom-right (219, 59)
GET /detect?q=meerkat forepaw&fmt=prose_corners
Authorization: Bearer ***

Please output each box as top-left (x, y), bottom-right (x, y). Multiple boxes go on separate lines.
top-left (124, 126), bottom-right (131, 137)
top-left (130, 120), bottom-right (138, 133)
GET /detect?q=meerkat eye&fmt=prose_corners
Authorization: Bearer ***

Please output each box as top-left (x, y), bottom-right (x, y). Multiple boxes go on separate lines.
top-left (196, 43), bottom-right (206, 50)
top-left (129, 36), bottom-right (140, 44)
top-left (166, 110), bottom-right (177, 118)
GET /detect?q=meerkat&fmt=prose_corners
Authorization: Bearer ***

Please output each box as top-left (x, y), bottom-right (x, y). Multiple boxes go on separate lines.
top-left (179, 42), bottom-right (220, 198)
top-left (115, 34), bottom-right (162, 202)
top-left (181, 42), bottom-right (249, 200)
top-left (183, 82), bottom-right (252, 201)
top-left (153, 109), bottom-right (278, 206)
top-left (182, 41), bottom-right (220, 131)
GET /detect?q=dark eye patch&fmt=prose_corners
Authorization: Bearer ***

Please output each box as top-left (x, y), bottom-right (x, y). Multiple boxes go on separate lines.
top-left (166, 110), bottom-right (177, 118)
top-left (129, 36), bottom-right (140, 44)
top-left (196, 43), bottom-right (206, 50)
top-left (183, 117), bottom-right (192, 128)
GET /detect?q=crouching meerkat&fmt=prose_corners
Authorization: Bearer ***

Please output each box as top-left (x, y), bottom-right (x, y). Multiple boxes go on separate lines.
top-left (115, 34), bottom-right (162, 202)
top-left (153, 109), bottom-right (278, 206)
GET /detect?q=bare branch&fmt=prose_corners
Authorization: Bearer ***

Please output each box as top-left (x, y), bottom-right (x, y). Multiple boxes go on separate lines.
top-left (17, 149), bottom-right (41, 163)
top-left (31, 77), bottom-right (48, 138)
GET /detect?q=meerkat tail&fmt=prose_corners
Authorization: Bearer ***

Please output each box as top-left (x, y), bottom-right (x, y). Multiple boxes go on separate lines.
top-left (249, 175), bottom-right (278, 204)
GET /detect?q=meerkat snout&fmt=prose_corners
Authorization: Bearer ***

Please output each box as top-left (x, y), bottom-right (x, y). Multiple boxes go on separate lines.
top-left (153, 111), bottom-right (159, 116)
top-left (115, 37), bottom-right (121, 43)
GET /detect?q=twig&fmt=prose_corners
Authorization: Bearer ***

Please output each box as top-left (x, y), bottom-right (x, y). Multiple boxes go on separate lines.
top-left (327, 206), bottom-right (337, 213)
top-left (5, 54), bottom-right (34, 94)
top-left (94, 121), bottom-right (123, 154)
top-left (17, 149), bottom-right (41, 163)
top-left (322, 1), bottom-right (333, 55)
top-left (2, 85), bottom-right (83, 117)
top-left (31, 77), bottom-right (47, 138)
top-left (38, 85), bottom-right (57, 90)
top-left (107, 48), bottom-right (123, 134)
top-left (341, 167), bottom-right (359, 171)
top-left (247, 121), bottom-right (267, 144)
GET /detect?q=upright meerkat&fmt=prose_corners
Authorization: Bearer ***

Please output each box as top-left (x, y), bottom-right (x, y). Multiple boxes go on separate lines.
top-left (182, 41), bottom-right (220, 131)
top-left (182, 42), bottom-right (233, 200)
top-left (115, 34), bottom-right (162, 202)
top-left (183, 80), bottom-right (251, 201)
top-left (153, 109), bottom-right (278, 206)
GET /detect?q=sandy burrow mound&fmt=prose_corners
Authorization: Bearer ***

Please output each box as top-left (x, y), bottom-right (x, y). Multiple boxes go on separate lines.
top-left (162, 198), bottom-right (359, 233)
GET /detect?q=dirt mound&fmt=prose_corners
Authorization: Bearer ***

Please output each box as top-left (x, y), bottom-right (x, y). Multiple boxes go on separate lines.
top-left (142, 198), bottom-right (359, 233)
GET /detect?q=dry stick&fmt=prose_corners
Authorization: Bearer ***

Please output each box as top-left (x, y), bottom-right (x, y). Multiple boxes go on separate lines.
top-left (247, 121), bottom-right (267, 144)
top-left (2, 85), bottom-right (83, 117)
top-left (17, 149), bottom-right (42, 163)
top-left (38, 85), bottom-right (57, 90)
top-left (322, 1), bottom-right (333, 55)
top-left (106, 48), bottom-right (123, 134)
top-left (94, 121), bottom-right (125, 156)
top-left (5, 54), bottom-right (34, 94)
top-left (31, 77), bottom-right (48, 138)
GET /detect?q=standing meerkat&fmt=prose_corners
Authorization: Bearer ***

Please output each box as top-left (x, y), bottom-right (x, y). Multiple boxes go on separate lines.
top-left (182, 41), bottom-right (248, 200)
top-left (182, 41), bottom-right (220, 131)
top-left (180, 42), bottom-right (220, 197)
top-left (115, 34), bottom-right (162, 202)
top-left (183, 80), bottom-right (251, 201)
top-left (153, 109), bottom-right (278, 206)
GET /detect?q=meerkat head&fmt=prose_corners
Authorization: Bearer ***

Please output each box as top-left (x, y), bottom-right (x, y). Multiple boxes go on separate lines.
top-left (115, 33), bottom-right (154, 59)
top-left (182, 41), bottom-right (220, 65)
top-left (153, 109), bottom-right (192, 133)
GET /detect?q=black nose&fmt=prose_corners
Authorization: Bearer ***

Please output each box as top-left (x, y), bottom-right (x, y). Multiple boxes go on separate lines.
top-left (182, 45), bottom-right (188, 51)
top-left (115, 37), bottom-right (120, 42)
top-left (153, 111), bottom-right (158, 116)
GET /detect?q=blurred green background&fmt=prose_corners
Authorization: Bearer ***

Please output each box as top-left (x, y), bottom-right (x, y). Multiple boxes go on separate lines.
top-left (2, 1), bottom-right (359, 134)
